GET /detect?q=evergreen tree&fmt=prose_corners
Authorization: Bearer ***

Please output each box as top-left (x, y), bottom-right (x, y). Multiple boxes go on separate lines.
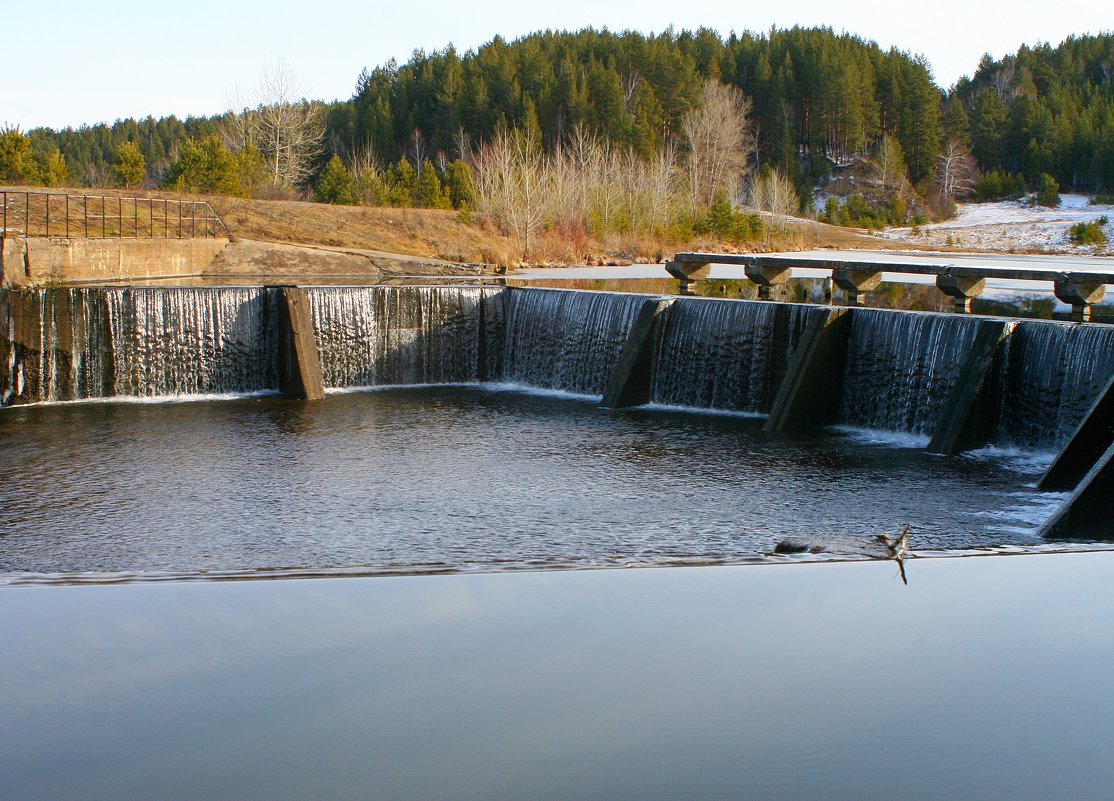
top-left (163, 135), bottom-right (242, 195)
top-left (114, 142), bottom-right (146, 190)
top-left (40, 148), bottom-right (70, 187)
top-left (414, 159), bottom-right (451, 208)
top-left (0, 126), bottom-right (39, 185)
top-left (313, 155), bottom-right (356, 204)
top-left (1035, 172), bottom-right (1061, 207)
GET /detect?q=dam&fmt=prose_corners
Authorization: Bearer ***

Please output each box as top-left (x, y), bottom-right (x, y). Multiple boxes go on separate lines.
top-left (2, 283), bottom-right (1112, 581)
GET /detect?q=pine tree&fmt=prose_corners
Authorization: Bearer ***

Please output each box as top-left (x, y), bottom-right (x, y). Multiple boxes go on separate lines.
top-left (313, 155), bottom-right (356, 204)
top-left (0, 125), bottom-right (39, 185)
top-left (41, 148), bottom-right (70, 187)
top-left (114, 142), bottom-right (146, 190)
top-left (164, 135), bottom-right (242, 195)
top-left (414, 159), bottom-right (451, 208)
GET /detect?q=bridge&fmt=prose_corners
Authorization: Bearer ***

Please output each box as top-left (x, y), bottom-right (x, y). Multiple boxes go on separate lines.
top-left (668, 252), bottom-right (1114, 321)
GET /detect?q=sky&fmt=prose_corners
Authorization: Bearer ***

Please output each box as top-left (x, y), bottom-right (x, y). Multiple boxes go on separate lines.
top-left (2, 0), bottom-right (1107, 130)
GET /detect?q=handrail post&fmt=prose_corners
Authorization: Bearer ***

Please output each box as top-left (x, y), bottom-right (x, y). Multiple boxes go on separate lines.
top-left (101, 196), bottom-right (106, 238)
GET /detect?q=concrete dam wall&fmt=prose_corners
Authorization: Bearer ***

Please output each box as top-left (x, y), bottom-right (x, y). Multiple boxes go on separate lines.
top-left (4, 284), bottom-right (1113, 535)
top-left (0, 236), bottom-right (229, 287)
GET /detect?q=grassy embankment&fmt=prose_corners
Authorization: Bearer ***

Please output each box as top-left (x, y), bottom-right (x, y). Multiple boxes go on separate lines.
top-left (3, 184), bottom-right (889, 270)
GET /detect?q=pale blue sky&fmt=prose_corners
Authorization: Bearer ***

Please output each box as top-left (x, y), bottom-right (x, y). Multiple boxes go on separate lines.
top-left (3, 0), bottom-right (1105, 129)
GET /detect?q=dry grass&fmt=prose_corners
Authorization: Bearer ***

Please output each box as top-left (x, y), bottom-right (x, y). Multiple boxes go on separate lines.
top-left (3, 183), bottom-right (895, 266)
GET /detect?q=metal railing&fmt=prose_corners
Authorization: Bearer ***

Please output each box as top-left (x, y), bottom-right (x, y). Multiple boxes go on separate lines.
top-left (0, 191), bottom-right (228, 239)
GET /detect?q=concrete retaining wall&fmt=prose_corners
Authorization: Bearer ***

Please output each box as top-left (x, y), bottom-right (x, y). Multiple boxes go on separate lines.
top-left (0, 236), bottom-right (228, 286)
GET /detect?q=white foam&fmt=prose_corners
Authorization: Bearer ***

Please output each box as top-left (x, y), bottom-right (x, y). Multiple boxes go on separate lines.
top-left (962, 445), bottom-right (1057, 475)
top-left (4, 390), bottom-right (281, 409)
top-left (326, 382), bottom-right (481, 395)
top-left (639, 403), bottom-right (766, 419)
top-left (479, 382), bottom-right (601, 403)
top-left (829, 425), bottom-right (931, 449)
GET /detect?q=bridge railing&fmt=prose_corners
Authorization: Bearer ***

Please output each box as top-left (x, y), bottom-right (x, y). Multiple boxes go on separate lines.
top-left (0, 191), bottom-right (228, 239)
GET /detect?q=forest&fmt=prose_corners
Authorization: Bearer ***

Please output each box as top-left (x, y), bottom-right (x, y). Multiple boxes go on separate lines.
top-left (3, 27), bottom-right (1113, 240)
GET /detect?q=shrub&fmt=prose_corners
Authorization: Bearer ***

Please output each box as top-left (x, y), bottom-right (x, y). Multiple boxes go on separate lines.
top-left (1034, 173), bottom-right (1061, 208)
top-left (1069, 218), bottom-right (1109, 246)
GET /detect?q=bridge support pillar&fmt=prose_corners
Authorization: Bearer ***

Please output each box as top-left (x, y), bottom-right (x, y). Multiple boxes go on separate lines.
top-left (665, 260), bottom-right (710, 296)
top-left (927, 319), bottom-right (1012, 454)
top-left (764, 307), bottom-right (852, 432)
top-left (832, 267), bottom-right (882, 307)
top-left (1038, 372), bottom-right (1114, 491)
top-left (1054, 278), bottom-right (1105, 322)
top-left (1039, 441), bottom-right (1114, 540)
top-left (744, 263), bottom-right (793, 301)
top-left (936, 274), bottom-right (986, 314)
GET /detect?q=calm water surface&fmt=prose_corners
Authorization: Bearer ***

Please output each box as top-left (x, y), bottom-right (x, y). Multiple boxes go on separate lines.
top-left (2, 554), bottom-right (1113, 800)
top-left (0, 386), bottom-right (1062, 581)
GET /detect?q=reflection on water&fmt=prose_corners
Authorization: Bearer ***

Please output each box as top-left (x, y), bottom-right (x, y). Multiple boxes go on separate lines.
top-left (0, 386), bottom-right (1062, 581)
top-left (2, 554), bottom-right (1114, 800)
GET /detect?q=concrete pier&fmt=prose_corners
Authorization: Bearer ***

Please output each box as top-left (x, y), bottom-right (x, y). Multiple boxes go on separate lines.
top-left (744, 263), bottom-right (792, 301)
top-left (832, 267), bottom-right (882, 307)
top-left (274, 285), bottom-right (325, 401)
top-left (764, 307), bottom-right (851, 432)
top-left (1038, 441), bottom-right (1114, 539)
top-left (665, 260), bottom-right (710, 296)
top-left (601, 297), bottom-right (674, 408)
top-left (927, 320), bottom-right (1012, 454)
top-left (936, 274), bottom-right (986, 314)
top-left (1038, 372), bottom-right (1114, 491)
top-left (1053, 278), bottom-right (1106, 323)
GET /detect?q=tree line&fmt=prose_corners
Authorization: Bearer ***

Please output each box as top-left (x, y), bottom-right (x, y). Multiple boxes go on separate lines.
top-left (4, 28), bottom-right (1112, 206)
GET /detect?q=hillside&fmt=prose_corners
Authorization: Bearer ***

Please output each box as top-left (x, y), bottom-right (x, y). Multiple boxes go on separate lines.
top-left (1, 184), bottom-right (890, 273)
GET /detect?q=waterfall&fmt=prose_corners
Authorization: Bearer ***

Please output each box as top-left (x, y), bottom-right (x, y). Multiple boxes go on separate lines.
top-left (839, 309), bottom-right (982, 436)
top-left (4, 282), bottom-right (1114, 458)
top-left (307, 286), bottom-right (502, 388)
top-left (104, 288), bottom-right (277, 397)
top-left (500, 288), bottom-right (646, 396)
top-left (650, 298), bottom-right (815, 413)
top-left (0, 287), bottom-right (277, 403)
top-left (990, 321), bottom-right (1114, 449)
top-left (0, 288), bottom-right (113, 404)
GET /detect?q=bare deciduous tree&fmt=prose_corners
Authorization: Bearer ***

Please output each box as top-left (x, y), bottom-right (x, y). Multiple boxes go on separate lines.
top-left (682, 80), bottom-right (755, 213)
top-left (227, 62), bottom-right (325, 189)
top-left (471, 129), bottom-right (550, 259)
top-left (747, 168), bottom-right (799, 231)
top-left (935, 138), bottom-right (977, 199)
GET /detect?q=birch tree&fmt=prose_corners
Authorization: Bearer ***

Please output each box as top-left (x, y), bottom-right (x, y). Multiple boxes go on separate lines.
top-left (229, 63), bottom-right (325, 189)
top-left (934, 138), bottom-right (977, 199)
top-left (682, 80), bottom-right (755, 213)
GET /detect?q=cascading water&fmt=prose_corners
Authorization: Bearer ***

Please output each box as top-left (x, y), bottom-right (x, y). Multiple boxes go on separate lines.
top-left (1, 288), bottom-right (113, 404)
top-left (839, 309), bottom-right (982, 436)
top-left (104, 288), bottom-right (277, 397)
top-left (990, 321), bottom-right (1114, 450)
top-left (650, 298), bottom-right (815, 413)
top-left (500, 288), bottom-right (646, 396)
top-left (0, 287), bottom-right (277, 403)
top-left (308, 286), bottom-right (501, 388)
